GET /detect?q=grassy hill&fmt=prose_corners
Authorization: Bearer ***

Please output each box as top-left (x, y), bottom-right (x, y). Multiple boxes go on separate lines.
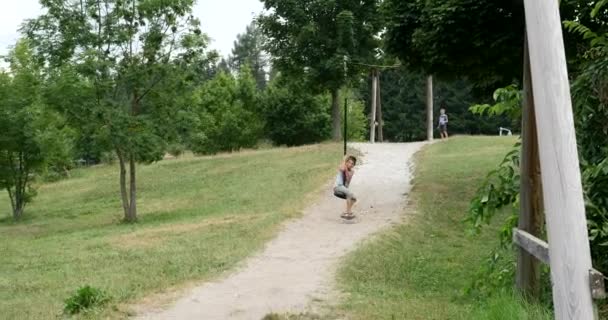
top-left (0, 144), bottom-right (342, 319)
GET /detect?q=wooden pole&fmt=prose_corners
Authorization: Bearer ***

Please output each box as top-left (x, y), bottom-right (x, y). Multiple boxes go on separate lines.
top-left (370, 69), bottom-right (378, 143)
top-left (426, 75), bottom-right (433, 141)
top-left (524, 0), bottom-right (595, 318)
top-left (377, 71), bottom-right (384, 142)
top-left (516, 33), bottom-right (545, 299)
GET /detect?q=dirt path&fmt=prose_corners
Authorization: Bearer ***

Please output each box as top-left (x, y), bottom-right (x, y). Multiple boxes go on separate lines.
top-left (136, 142), bottom-right (425, 320)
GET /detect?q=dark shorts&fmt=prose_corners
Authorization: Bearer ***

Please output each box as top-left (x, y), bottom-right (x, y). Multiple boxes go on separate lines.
top-left (334, 186), bottom-right (357, 201)
top-left (439, 124), bottom-right (447, 133)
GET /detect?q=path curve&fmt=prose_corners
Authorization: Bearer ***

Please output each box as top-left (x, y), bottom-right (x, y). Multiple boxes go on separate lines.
top-left (136, 142), bottom-right (425, 320)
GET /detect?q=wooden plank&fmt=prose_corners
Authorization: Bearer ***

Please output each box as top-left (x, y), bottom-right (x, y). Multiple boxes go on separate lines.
top-left (513, 228), bottom-right (550, 265)
top-left (426, 75), bottom-right (433, 141)
top-left (370, 70), bottom-right (377, 143)
top-left (376, 71), bottom-right (384, 142)
top-left (523, 0), bottom-right (596, 318)
top-left (517, 33), bottom-right (545, 298)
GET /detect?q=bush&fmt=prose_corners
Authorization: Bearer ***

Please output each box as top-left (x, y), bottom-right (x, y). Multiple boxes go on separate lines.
top-left (64, 285), bottom-right (109, 315)
top-left (187, 70), bottom-right (264, 154)
top-left (342, 90), bottom-right (368, 141)
top-left (261, 77), bottom-right (331, 146)
top-left (167, 143), bottom-right (186, 157)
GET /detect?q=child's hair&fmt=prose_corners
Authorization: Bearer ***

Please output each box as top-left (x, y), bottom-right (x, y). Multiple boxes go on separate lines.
top-left (344, 155), bottom-right (357, 164)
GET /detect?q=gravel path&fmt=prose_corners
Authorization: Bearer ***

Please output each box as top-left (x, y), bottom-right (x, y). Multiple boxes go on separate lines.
top-left (136, 142), bottom-right (425, 320)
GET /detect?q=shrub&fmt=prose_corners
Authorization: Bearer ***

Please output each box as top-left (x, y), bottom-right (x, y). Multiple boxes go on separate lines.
top-left (64, 285), bottom-right (109, 315)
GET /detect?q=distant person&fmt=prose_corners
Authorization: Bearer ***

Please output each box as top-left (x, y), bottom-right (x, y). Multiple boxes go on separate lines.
top-left (333, 155), bottom-right (357, 220)
top-left (438, 106), bottom-right (449, 139)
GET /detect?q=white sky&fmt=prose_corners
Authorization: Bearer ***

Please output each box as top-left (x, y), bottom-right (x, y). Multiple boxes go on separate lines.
top-left (0, 0), bottom-right (264, 57)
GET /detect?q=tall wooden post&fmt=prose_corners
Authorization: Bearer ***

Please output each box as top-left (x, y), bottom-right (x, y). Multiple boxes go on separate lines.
top-left (377, 71), bottom-right (384, 142)
top-left (516, 34), bottom-right (545, 299)
top-left (524, 0), bottom-right (595, 318)
top-left (426, 75), bottom-right (434, 141)
top-left (370, 69), bottom-right (378, 143)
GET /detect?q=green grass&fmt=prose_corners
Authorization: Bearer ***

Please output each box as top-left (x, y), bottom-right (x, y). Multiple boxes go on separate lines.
top-left (0, 144), bottom-right (342, 319)
top-left (336, 136), bottom-right (552, 320)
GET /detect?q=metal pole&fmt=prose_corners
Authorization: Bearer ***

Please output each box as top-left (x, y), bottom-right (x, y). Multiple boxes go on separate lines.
top-left (343, 55), bottom-right (348, 155)
top-left (344, 97), bottom-right (348, 155)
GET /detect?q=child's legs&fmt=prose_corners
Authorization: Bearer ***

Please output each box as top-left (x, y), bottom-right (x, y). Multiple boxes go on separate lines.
top-left (346, 198), bottom-right (355, 213)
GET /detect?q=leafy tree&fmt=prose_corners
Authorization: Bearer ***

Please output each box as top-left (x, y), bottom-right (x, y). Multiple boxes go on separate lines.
top-left (25, 0), bottom-right (205, 222)
top-left (342, 90), bottom-right (368, 142)
top-left (258, 0), bottom-right (382, 140)
top-left (229, 22), bottom-right (268, 89)
top-left (0, 41), bottom-right (73, 219)
top-left (186, 66), bottom-right (264, 154)
top-left (381, 0), bottom-right (600, 91)
top-left (382, 0), bottom-right (525, 89)
top-left (261, 75), bottom-right (331, 146)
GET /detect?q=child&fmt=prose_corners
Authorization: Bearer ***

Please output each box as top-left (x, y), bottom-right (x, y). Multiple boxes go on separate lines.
top-left (438, 106), bottom-right (449, 139)
top-left (333, 155), bottom-right (357, 219)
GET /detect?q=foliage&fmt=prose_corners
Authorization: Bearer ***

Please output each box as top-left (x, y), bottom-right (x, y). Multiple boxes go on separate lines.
top-left (25, 0), bottom-right (207, 222)
top-left (186, 67), bottom-right (264, 154)
top-left (0, 41), bottom-right (74, 220)
top-left (64, 285), bottom-right (109, 315)
top-left (469, 85), bottom-right (522, 121)
top-left (229, 22), bottom-right (268, 89)
top-left (260, 76), bottom-right (331, 146)
top-left (342, 90), bottom-right (368, 142)
top-left (382, 0), bottom-right (525, 89)
top-left (568, 5), bottom-right (608, 274)
top-left (466, 143), bottom-right (520, 243)
top-left (258, 0), bottom-right (383, 139)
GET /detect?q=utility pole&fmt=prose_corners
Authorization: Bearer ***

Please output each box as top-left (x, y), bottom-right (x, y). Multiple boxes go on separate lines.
top-left (426, 75), bottom-right (434, 141)
top-left (370, 69), bottom-right (378, 143)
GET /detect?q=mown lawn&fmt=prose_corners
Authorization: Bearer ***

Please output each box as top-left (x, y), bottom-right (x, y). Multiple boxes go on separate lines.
top-left (336, 136), bottom-right (552, 320)
top-left (0, 144), bottom-right (342, 319)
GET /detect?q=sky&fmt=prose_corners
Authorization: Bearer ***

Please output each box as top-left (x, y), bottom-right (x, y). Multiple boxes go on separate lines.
top-left (0, 0), bottom-right (265, 57)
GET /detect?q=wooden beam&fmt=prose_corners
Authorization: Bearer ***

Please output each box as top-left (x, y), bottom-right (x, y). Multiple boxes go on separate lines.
top-left (524, 0), bottom-right (595, 318)
top-left (517, 33), bottom-right (545, 299)
top-left (426, 75), bottom-right (433, 141)
top-left (513, 228), bottom-right (549, 265)
top-left (370, 70), bottom-right (377, 143)
top-left (376, 71), bottom-right (384, 143)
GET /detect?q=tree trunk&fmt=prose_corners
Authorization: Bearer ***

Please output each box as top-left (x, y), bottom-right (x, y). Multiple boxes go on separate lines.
top-left (331, 89), bottom-right (342, 141)
top-left (7, 188), bottom-right (23, 220)
top-left (117, 150), bottom-right (130, 221)
top-left (9, 152), bottom-right (27, 220)
top-left (128, 155), bottom-right (137, 222)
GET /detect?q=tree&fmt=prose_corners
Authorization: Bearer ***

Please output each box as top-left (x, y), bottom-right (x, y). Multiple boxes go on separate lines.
top-left (382, 0), bottom-right (525, 90)
top-left (25, 0), bottom-right (205, 222)
top-left (258, 0), bottom-right (382, 140)
top-left (0, 41), bottom-right (73, 220)
top-left (229, 22), bottom-right (268, 89)
top-left (382, 0), bottom-right (600, 91)
top-left (261, 75), bottom-right (331, 146)
top-left (185, 66), bottom-right (264, 154)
